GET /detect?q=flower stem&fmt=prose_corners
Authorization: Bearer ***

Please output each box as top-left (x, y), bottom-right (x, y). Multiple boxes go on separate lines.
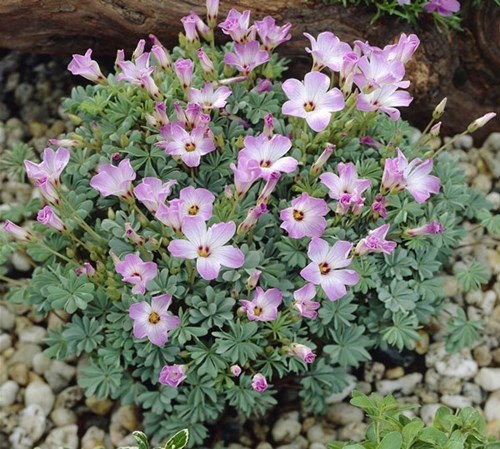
top-left (0, 274), bottom-right (27, 287)
top-left (430, 130), bottom-right (468, 160)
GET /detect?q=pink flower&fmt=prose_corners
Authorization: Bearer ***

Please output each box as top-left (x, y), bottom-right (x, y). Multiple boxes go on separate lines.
top-left (282, 71), bottom-right (345, 132)
top-left (224, 41), bottom-right (269, 74)
top-left (256, 78), bottom-right (273, 93)
top-left (196, 49), bottom-right (216, 75)
top-left (159, 124), bottom-right (215, 168)
top-left (231, 365), bottom-right (242, 377)
top-left (300, 238), bottom-right (359, 301)
top-left (168, 217), bottom-right (244, 280)
top-left (257, 171), bottom-right (281, 204)
top-left (24, 146), bottom-right (70, 202)
top-left (251, 373), bottom-right (268, 392)
top-left (424, 0), bottom-right (460, 16)
top-left (90, 158), bottom-right (136, 199)
top-left (75, 262), bottom-right (95, 277)
top-left (237, 203), bottom-right (268, 234)
top-left (156, 200), bottom-right (185, 233)
top-left (151, 45), bottom-right (172, 70)
top-left (115, 253), bottom-right (158, 295)
top-left (255, 16), bottom-right (292, 52)
top-left (67, 49), bottom-right (105, 82)
top-left (263, 113), bottom-right (274, 138)
top-left (292, 283), bottom-right (320, 319)
top-left (304, 32), bottom-right (352, 72)
top-left (146, 102), bottom-right (170, 129)
top-left (117, 53), bottom-right (159, 99)
top-left (280, 193), bottom-right (328, 239)
top-left (189, 82), bottom-right (232, 111)
top-left (240, 287), bottom-right (282, 322)
top-left (406, 221), bottom-right (444, 236)
top-left (382, 33), bottom-right (420, 65)
top-left (206, 0), bottom-right (219, 27)
top-left (37, 206), bottom-right (66, 232)
top-left (2, 220), bottom-right (34, 242)
top-left (230, 158), bottom-right (261, 197)
top-left (311, 143), bottom-right (335, 175)
top-left (381, 149), bottom-right (441, 203)
top-left (320, 163), bottom-right (371, 215)
top-left (169, 102), bottom-right (210, 131)
top-left (133, 177), bottom-right (177, 214)
top-left (239, 134), bottom-right (297, 180)
top-left (468, 112), bottom-right (497, 133)
top-left (174, 59), bottom-right (194, 90)
top-left (219, 9), bottom-right (255, 43)
top-left (288, 343), bottom-right (316, 363)
top-left (355, 224), bottom-right (396, 256)
top-left (371, 194), bottom-right (388, 219)
top-left (129, 294), bottom-right (180, 346)
top-left (159, 364), bottom-right (188, 387)
top-left (181, 14), bottom-right (199, 43)
top-left (357, 85), bottom-right (412, 121)
top-left (353, 53), bottom-right (407, 91)
top-left (179, 186), bottom-right (215, 221)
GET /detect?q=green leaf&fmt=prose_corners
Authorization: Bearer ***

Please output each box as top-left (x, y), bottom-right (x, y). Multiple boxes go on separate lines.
top-left (164, 429), bottom-right (189, 449)
top-left (324, 325), bottom-right (372, 368)
top-left (454, 261), bottom-right (489, 292)
top-left (132, 431), bottom-right (150, 449)
top-left (379, 431), bottom-right (402, 449)
top-left (444, 308), bottom-right (482, 353)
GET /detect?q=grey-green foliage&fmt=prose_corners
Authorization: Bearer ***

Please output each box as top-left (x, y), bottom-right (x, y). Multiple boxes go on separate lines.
top-left (0, 18), bottom-right (491, 449)
top-left (328, 391), bottom-right (500, 449)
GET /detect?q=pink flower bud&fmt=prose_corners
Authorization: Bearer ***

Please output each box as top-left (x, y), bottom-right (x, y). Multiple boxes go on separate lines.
top-left (263, 113), bottom-right (274, 138)
top-left (432, 97), bottom-right (447, 120)
top-left (246, 270), bottom-right (262, 290)
top-left (159, 364), bottom-right (188, 387)
top-left (430, 121), bottom-right (441, 137)
top-left (181, 14), bottom-right (199, 43)
top-left (311, 143), bottom-right (335, 175)
top-left (132, 39), bottom-right (146, 61)
top-left (251, 373), bottom-right (268, 392)
top-left (151, 45), bottom-right (172, 70)
top-left (47, 138), bottom-right (78, 148)
top-left (76, 262), bottom-right (96, 277)
top-left (237, 203), bottom-right (267, 234)
top-left (230, 365), bottom-right (242, 377)
top-left (197, 48), bottom-right (215, 75)
top-left (2, 220), bottom-right (34, 241)
top-left (124, 223), bottom-right (145, 245)
top-left (257, 171), bottom-right (281, 203)
top-left (287, 343), bottom-right (316, 363)
top-left (190, 12), bottom-right (211, 39)
top-left (256, 78), bottom-right (273, 93)
top-left (174, 59), bottom-right (194, 90)
top-left (406, 221), bottom-right (444, 237)
top-left (206, 0), bottom-right (219, 27)
top-left (37, 206), bottom-right (66, 232)
top-left (467, 112), bottom-right (496, 133)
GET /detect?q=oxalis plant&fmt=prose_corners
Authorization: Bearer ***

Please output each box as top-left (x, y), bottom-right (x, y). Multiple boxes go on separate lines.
top-left (0, 1), bottom-right (498, 446)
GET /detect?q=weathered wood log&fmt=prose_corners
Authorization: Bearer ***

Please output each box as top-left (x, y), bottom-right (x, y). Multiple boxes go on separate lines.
top-left (0, 0), bottom-right (498, 140)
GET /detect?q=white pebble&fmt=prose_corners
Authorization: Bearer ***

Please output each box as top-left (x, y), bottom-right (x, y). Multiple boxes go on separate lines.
top-left (325, 375), bottom-right (357, 404)
top-left (19, 404), bottom-right (46, 442)
top-left (420, 404), bottom-right (441, 426)
top-left (474, 368), bottom-right (500, 391)
top-left (25, 381), bottom-right (55, 416)
top-left (484, 391), bottom-right (500, 421)
top-left (441, 395), bottom-right (472, 409)
top-left (0, 305), bottom-right (16, 330)
top-left (0, 333), bottom-right (12, 352)
top-left (19, 325), bottom-right (47, 344)
top-left (0, 380), bottom-right (20, 406)
top-left (10, 251), bottom-right (32, 272)
top-left (9, 427), bottom-right (33, 449)
top-left (44, 424), bottom-right (79, 449)
top-left (376, 373), bottom-right (423, 396)
top-left (32, 353), bottom-right (52, 375)
top-left (50, 407), bottom-right (77, 427)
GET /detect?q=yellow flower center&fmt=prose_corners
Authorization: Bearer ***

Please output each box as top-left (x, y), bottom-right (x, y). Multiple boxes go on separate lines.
top-left (185, 142), bottom-right (196, 152)
top-left (253, 306), bottom-right (263, 316)
top-left (292, 209), bottom-right (304, 221)
top-left (260, 160), bottom-right (271, 168)
top-left (319, 262), bottom-right (331, 275)
top-left (148, 312), bottom-right (161, 324)
top-left (188, 204), bottom-right (200, 215)
top-left (197, 246), bottom-right (210, 257)
top-left (303, 101), bottom-right (315, 112)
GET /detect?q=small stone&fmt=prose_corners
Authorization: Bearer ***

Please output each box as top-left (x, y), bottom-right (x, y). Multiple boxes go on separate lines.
top-left (416, 386), bottom-right (438, 404)
top-left (355, 381), bottom-right (372, 394)
top-left (385, 366), bottom-right (405, 379)
top-left (415, 331), bottom-right (430, 355)
top-left (486, 306), bottom-right (500, 335)
top-left (473, 345), bottom-right (492, 367)
top-left (307, 424), bottom-right (337, 444)
top-left (484, 132), bottom-right (500, 152)
top-left (255, 443), bottom-right (273, 449)
top-left (480, 386), bottom-right (495, 419)
top-left (8, 427), bottom-right (33, 449)
top-left (465, 290), bottom-right (483, 306)
top-left (456, 134), bottom-right (474, 150)
top-left (486, 192), bottom-right (500, 211)
top-left (474, 368), bottom-right (500, 391)
top-left (441, 395), bottom-right (472, 409)
top-left (376, 373), bottom-right (423, 396)
top-left (462, 382), bottom-right (483, 404)
top-left (50, 407), bottom-right (77, 427)
top-left (472, 174), bottom-right (492, 194)
top-left (0, 355), bottom-right (7, 384)
top-left (115, 404), bottom-right (140, 432)
top-left (25, 381), bottom-right (55, 416)
top-left (482, 291), bottom-right (497, 316)
top-left (44, 361), bottom-right (76, 392)
top-left (44, 424), bottom-right (79, 449)
top-left (81, 426), bottom-right (107, 449)
top-left (430, 344), bottom-right (478, 379)
top-left (8, 362), bottom-right (29, 386)
top-left (55, 386), bottom-right (84, 409)
top-left (486, 420), bottom-right (500, 440)
top-left (19, 404), bottom-right (46, 442)
top-left (32, 353), bottom-right (52, 375)
top-left (438, 376), bottom-right (462, 395)
top-left (19, 325), bottom-right (47, 344)
top-left (0, 380), bottom-right (20, 406)
top-left (492, 348), bottom-right (500, 364)
top-left (420, 404), bottom-right (441, 426)
top-left (272, 416), bottom-right (302, 443)
top-left (86, 396), bottom-right (114, 415)
top-left (309, 444), bottom-right (327, 449)
top-left (0, 334), bottom-right (12, 353)
top-left (425, 368), bottom-right (440, 391)
top-left (364, 362), bottom-right (385, 383)
top-left (325, 374), bottom-right (357, 404)
top-left (337, 422), bottom-right (368, 442)
top-left (10, 252), bottom-right (32, 272)
top-left (488, 251), bottom-right (500, 276)
top-left (0, 305), bottom-right (15, 330)
top-left (9, 343), bottom-right (42, 368)
top-left (327, 402), bottom-right (364, 426)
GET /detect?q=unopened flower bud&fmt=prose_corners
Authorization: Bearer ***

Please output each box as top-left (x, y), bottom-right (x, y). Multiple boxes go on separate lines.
top-left (257, 171), bottom-right (280, 203)
top-left (311, 143), bottom-right (335, 175)
top-left (432, 98), bottom-right (447, 120)
top-left (206, 0), bottom-right (219, 28)
top-left (237, 203), bottom-right (267, 235)
top-left (132, 39), bottom-right (146, 61)
top-left (2, 220), bottom-right (35, 242)
top-left (76, 262), bottom-right (95, 277)
top-left (405, 221), bottom-right (443, 237)
top-left (256, 78), bottom-right (273, 93)
top-left (197, 48), bottom-right (215, 75)
top-left (263, 113), bottom-right (274, 138)
top-left (230, 364), bottom-right (242, 377)
top-left (224, 185), bottom-right (233, 199)
top-left (467, 112), bottom-right (496, 133)
top-left (151, 45), bottom-right (172, 70)
top-left (37, 206), bottom-right (66, 232)
top-left (430, 121), bottom-right (441, 138)
top-left (47, 138), bottom-right (78, 148)
top-left (124, 223), bottom-right (145, 245)
top-left (246, 270), bottom-right (262, 290)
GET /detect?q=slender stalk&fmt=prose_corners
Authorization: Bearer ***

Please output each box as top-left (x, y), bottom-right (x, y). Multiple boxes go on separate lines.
top-left (37, 241), bottom-right (74, 264)
top-left (431, 130), bottom-right (468, 160)
top-left (0, 274), bottom-right (27, 287)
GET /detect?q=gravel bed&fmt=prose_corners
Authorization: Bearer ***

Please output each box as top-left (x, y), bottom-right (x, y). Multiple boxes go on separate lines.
top-left (0, 50), bottom-right (499, 449)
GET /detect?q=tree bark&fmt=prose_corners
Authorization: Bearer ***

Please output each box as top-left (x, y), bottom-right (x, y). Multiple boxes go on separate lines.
top-left (0, 0), bottom-right (498, 140)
